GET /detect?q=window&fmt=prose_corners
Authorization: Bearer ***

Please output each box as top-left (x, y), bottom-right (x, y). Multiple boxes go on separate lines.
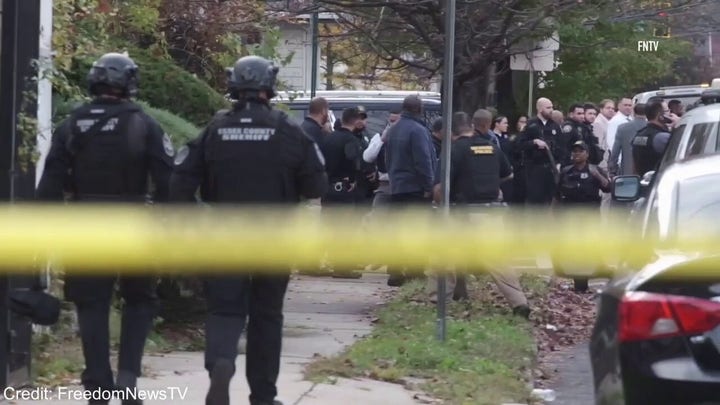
top-left (658, 124), bottom-right (685, 172)
top-left (675, 174), bottom-right (720, 240)
top-left (683, 122), bottom-right (719, 157)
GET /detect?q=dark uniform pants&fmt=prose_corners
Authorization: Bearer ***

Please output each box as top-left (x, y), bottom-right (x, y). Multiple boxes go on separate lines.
top-left (64, 275), bottom-right (158, 397)
top-left (204, 274), bottom-right (290, 403)
top-left (387, 191), bottom-right (431, 280)
top-left (525, 163), bottom-right (556, 205)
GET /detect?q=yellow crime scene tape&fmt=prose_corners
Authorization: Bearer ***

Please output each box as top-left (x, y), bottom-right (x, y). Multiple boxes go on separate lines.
top-left (0, 203), bottom-right (716, 275)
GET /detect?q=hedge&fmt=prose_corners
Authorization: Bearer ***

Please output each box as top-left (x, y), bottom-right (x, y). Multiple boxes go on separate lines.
top-left (65, 45), bottom-right (229, 127)
top-left (52, 97), bottom-right (200, 149)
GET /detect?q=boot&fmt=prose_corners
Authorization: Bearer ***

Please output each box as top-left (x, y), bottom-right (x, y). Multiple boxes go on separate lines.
top-left (116, 370), bottom-right (142, 405)
top-left (206, 359), bottom-right (234, 405)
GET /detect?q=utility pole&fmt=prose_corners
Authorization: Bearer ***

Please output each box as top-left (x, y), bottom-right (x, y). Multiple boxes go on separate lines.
top-left (310, 7), bottom-right (319, 98)
top-left (437, 0), bottom-right (456, 343)
top-left (0, 0), bottom-right (41, 390)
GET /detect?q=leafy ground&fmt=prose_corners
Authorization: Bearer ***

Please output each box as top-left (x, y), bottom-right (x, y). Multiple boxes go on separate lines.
top-left (305, 276), bottom-right (546, 405)
top-left (530, 278), bottom-right (598, 387)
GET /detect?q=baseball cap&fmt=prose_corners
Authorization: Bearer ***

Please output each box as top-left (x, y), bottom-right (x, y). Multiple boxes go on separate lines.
top-left (572, 140), bottom-right (588, 150)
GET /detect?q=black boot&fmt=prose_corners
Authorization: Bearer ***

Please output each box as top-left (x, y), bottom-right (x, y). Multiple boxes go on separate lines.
top-left (206, 358), bottom-right (234, 405)
top-left (116, 370), bottom-right (142, 405)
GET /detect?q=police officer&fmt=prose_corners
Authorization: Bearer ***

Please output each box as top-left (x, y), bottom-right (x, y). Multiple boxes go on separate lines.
top-left (352, 106), bottom-right (379, 204)
top-left (438, 109), bottom-right (530, 318)
top-left (320, 107), bottom-right (365, 206)
top-left (169, 55), bottom-right (327, 405)
top-left (36, 52), bottom-right (174, 405)
top-left (560, 104), bottom-right (603, 165)
top-left (631, 101), bottom-right (672, 177)
top-left (433, 110), bottom-right (530, 316)
top-left (517, 97), bottom-right (564, 206)
top-left (557, 141), bottom-right (611, 206)
top-left (555, 140), bottom-right (611, 292)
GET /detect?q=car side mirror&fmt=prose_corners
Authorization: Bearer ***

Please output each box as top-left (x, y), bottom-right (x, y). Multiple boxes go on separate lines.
top-left (612, 175), bottom-right (641, 202)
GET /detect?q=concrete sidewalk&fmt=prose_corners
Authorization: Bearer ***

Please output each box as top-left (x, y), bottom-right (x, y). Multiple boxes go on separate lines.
top-left (9, 273), bottom-right (425, 404)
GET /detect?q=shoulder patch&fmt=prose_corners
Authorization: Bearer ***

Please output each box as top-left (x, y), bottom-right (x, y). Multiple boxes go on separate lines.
top-left (162, 133), bottom-right (175, 157)
top-left (470, 145), bottom-right (494, 155)
top-left (562, 124), bottom-right (573, 133)
top-left (174, 146), bottom-right (189, 166)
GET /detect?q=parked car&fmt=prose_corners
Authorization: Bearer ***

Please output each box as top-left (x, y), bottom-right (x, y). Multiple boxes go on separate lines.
top-left (615, 91), bottom-right (720, 220)
top-left (271, 90), bottom-right (442, 135)
top-left (589, 153), bottom-right (720, 405)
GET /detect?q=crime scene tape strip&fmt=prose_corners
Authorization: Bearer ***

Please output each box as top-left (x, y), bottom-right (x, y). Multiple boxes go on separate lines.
top-left (0, 204), bottom-right (717, 275)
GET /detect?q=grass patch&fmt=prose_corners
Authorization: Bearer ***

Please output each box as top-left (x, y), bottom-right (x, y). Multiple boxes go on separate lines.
top-left (306, 279), bottom-right (538, 405)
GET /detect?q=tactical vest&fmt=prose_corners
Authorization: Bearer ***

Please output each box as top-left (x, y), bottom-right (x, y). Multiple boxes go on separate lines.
top-left (66, 102), bottom-right (147, 201)
top-left (203, 105), bottom-right (290, 202)
top-left (631, 124), bottom-right (666, 176)
top-left (559, 165), bottom-right (601, 203)
top-left (451, 135), bottom-right (500, 203)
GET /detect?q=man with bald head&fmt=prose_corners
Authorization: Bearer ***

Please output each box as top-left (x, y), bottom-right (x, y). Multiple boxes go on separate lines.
top-left (517, 97), bottom-right (563, 205)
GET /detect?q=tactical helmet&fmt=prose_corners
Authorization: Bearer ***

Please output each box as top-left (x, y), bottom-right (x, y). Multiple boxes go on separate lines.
top-left (226, 56), bottom-right (279, 100)
top-left (87, 52), bottom-right (139, 98)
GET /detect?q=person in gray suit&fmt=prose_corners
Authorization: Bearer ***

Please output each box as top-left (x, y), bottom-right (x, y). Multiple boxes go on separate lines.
top-left (609, 103), bottom-right (646, 177)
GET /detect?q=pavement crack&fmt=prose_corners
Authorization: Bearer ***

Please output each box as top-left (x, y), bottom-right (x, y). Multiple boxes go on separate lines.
top-left (293, 382), bottom-right (318, 405)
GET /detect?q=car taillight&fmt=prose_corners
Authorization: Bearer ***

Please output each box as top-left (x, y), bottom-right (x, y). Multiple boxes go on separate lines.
top-left (619, 292), bottom-right (720, 342)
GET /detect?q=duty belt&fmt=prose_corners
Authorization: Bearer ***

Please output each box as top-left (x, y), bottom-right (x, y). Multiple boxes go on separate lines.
top-left (330, 180), bottom-right (354, 192)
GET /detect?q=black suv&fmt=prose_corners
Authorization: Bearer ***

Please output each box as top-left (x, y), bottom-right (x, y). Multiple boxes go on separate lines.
top-left (272, 90), bottom-right (442, 135)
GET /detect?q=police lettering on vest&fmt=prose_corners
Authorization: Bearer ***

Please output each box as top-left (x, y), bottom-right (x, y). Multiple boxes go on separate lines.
top-left (450, 134), bottom-right (510, 204)
top-left (218, 127), bottom-right (275, 141)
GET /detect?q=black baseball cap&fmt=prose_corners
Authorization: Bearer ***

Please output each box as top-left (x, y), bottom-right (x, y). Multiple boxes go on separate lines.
top-left (572, 140), bottom-right (588, 151)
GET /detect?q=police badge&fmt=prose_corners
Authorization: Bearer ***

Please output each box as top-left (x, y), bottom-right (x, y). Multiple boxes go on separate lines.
top-left (562, 124), bottom-right (573, 133)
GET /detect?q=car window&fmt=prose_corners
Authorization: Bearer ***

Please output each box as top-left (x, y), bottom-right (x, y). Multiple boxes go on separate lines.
top-left (675, 173), bottom-right (720, 240)
top-left (684, 122), bottom-right (719, 157)
top-left (285, 109), bottom-right (305, 125)
top-left (658, 124), bottom-right (685, 172)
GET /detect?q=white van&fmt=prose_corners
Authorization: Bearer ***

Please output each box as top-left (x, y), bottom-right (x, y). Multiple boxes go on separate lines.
top-left (632, 79), bottom-right (720, 107)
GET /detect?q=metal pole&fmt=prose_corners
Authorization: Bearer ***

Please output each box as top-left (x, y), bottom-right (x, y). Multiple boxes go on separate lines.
top-left (527, 69), bottom-right (534, 118)
top-left (437, 0), bottom-right (456, 343)
top-left (310, 9), bottom-right (319, 98)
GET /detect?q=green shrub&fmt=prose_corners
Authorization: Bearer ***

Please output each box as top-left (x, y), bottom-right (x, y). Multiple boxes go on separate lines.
top-left (66, 45), bottom-right (229, 127)
top-left (135, 101), bottom-right (200, 148)
top-left (52, 97), bottom-right (200, 149)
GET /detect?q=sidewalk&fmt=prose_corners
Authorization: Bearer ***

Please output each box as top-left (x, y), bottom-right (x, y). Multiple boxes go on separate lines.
top-left (10, 273), bottom-right (424, 404)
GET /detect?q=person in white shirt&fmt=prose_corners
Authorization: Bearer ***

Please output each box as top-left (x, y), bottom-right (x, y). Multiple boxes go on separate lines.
top-left (363, 107), bottom-right (401, 207)
top-left (592, 99), bottom-right (615, 169)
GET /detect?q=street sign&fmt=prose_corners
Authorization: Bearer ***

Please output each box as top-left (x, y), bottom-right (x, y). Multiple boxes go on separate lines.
top-left (510, 50), bottom-right (555, 72)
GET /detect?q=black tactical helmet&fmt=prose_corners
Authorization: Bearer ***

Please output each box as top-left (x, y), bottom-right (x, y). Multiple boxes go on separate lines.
top-left (87, 52), bottom-right (139, 98)
top-left (226, 55), bottom-right (279, 100)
